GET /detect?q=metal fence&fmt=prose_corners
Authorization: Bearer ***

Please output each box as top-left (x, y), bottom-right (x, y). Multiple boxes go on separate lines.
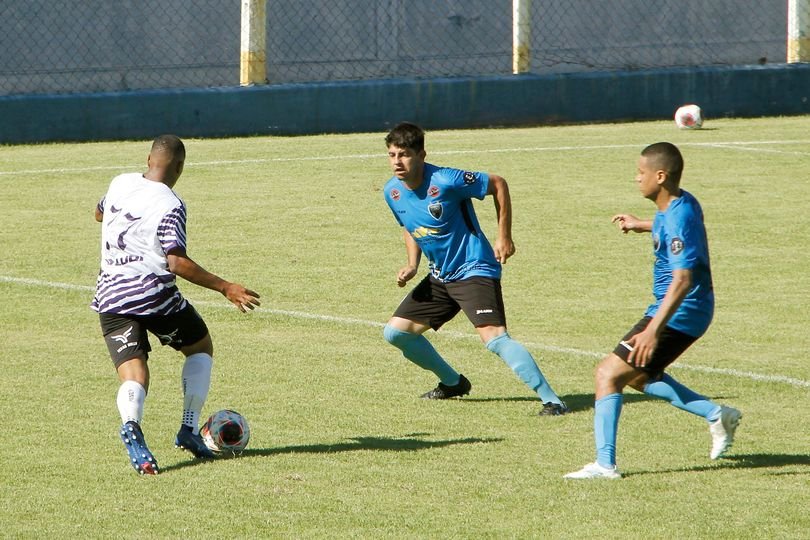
top-left (0, 1), bottom-right (796, 96)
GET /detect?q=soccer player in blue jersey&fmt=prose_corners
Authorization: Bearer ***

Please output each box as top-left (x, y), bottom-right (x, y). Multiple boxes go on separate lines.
top-left (565, 142), bottom-right (741, 479)
top-left (93, 135), bottom-right (261, 474)
top-left (381, 122), bottom-right (568, 415)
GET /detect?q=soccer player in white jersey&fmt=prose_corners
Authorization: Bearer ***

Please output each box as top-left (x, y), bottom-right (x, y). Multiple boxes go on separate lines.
top-left (565, 142), bottom-right (741, 480)
top-left (92, 135), bottom-right (260, 475)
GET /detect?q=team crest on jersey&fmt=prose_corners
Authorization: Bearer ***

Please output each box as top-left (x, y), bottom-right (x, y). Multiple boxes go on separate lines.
top-left (428, 185), bottom-right (440, 197)
top-left (653, 234), bottom-right (660, 251)
top-left (670, 237), bottom-right (684, 255)
top-left (463, 171), bottom-right (476, 184)
top-left (428, 202), bottom-right (443, 219)
top-left (391, 188), bottom-right (400, 201)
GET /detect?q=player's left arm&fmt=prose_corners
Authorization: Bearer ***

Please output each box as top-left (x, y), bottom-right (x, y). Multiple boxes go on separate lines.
top-left (486, 174), bottom-right (515, 263)
top-left (167, 248), bottom-right (261, 312)
top-left (627, 268), bottom-right (691, 367)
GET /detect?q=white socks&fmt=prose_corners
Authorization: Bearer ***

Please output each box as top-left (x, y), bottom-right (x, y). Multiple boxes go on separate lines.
top-left (117, 380), bottom-right (146, 424)
top-left (181, 353), bottom-right (213, 434)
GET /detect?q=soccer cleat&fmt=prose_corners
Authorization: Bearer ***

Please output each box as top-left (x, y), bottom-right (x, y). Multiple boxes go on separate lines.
top-left (539, 401), bottom-right (570, 416)
top-left (709, 406), bottom-right (742, 459)
top-left (420, 374), bottom-right (472, 399)
top-left (120, 421), bottom-right (159, 475)
top-left (564, 462), bottom-right (622, 480)
top-left (175, 425), bottom-right (216, 459)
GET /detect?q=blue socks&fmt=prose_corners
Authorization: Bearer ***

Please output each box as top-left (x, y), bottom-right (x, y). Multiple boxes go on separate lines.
top-left (594, 393), bottom-right (623, 467)
top-left (643, 374), bottom-right (721, 422)
top-left (486, 333), bottom-right (562, 405)
top-left (383, 325), bottom-right (460, 385)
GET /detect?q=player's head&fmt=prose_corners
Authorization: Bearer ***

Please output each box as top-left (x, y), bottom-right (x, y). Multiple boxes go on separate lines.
top-left (385, 122), bottom-right (426, 183)
top-left (385, 122), bottom-right (425, 154)
top-left (148, 134), bottom-right (186, 186)
top-left (636, 142), bottom-right (683, 199)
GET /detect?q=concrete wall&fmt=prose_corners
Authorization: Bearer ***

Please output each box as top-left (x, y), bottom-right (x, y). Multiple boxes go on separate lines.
top-left (1, 64), bottom-right (808, 144)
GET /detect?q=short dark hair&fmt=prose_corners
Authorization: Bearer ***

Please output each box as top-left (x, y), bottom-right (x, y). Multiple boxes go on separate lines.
top-left (151, 134), bottom-right (185, 160)
top-left (385, 122), bottom-right (424, 153)
top-left (641, 142), bottom-right (683, 184)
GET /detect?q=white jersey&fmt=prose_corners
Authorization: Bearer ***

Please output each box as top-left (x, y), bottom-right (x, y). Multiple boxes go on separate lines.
top-left (92, 173), bottom-right (189, 315)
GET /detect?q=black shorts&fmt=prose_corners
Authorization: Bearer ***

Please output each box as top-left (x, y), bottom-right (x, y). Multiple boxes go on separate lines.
top-left (612, 316), bottom-right (699, 379)
top-left (99, 304), bottom-right (209, 368)
top-left (393, 275), bottom-right (506, 330)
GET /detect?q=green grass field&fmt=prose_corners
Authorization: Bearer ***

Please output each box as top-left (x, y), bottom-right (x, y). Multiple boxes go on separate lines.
top-left (1, 117), bottom-right (808, 538)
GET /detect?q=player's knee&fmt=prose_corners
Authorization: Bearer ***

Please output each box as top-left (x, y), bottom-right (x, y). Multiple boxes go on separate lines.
top-left (383, 324), bottom-right (414, 348)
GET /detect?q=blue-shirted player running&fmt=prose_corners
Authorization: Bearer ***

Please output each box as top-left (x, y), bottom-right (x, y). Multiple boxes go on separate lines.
top-left (382, 122), bottom-right (568, 415)
top-left (566, 142), bottom-right (741, 479)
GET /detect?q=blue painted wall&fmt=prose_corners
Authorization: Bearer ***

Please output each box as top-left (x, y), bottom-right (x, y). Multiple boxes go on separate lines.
top-left (1, 64), bottom-right (808, 144)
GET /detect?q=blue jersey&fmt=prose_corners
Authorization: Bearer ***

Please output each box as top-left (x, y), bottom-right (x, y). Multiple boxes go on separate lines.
top-left (646, 190), bottom-right (714, 337)
top-left (383, 163), bottom-right (501, 282)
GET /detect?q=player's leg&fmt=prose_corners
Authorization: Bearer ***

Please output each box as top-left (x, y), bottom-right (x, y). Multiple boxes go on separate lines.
top-left (450, 277), bottom-right (568, 414)
top-left (101, 313), bottom-right (159, 475)
top-left (626, 323), bottom-right (741, 459)
top-left (147, 305), bottom-right (215, 458)
top-left (384, 276), bottom-right (469, 397)
top-left (565, 353), bottom-right (643, 479)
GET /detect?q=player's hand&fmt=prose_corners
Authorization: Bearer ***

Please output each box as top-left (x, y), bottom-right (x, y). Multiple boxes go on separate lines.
top-left (222, 283), bottom-right (261, 312)
top-left (397, 265), bottom-right (418, 287)
top-left (494, 236), bottom-right (515, 264)
top-left (625, 328), bottom-right (657, 367)
top-left (612, 214), bottom-right (642, 234)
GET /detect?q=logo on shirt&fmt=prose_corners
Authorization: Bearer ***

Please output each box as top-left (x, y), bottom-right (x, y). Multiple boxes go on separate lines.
top-left (428, 202), bottom-right (443, 219)
top-left (670, 237), bottom-right (684, 255)
top-left (412, 227), bottom-right (440, 239)
top-left (653, 234), bottom-right (660, 251)
top-left (391, 189), bottom-right (400, 201)
top-left (463, 171), bottom-right (476, 185)
top-left (428, 185), bottom-right (440, 197)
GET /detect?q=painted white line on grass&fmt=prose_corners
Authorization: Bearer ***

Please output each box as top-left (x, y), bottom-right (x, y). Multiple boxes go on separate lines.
top-left (3, 274), bottom-right (808, 389)
top-left (703, 143), bottom-right (810, 157)
top-left (2, 139), bottom-right (809, 177)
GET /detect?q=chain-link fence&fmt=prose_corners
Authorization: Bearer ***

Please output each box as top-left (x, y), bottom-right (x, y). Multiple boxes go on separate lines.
top-left (0, 1), bottom-right (795, 96)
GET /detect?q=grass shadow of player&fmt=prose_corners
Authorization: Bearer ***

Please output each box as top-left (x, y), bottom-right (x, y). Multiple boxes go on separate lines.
top-left (625, 453), bottom-right (810, 478)
top-left (160, 433), bottom-right (503, 473)
top-left (463, 392), bottom-right (655, 413)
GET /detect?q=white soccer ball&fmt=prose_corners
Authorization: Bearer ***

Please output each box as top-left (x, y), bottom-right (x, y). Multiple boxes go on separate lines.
top-left (674, 104), bottom-right (703, 129)
top-left (200, 409), bottom-right (250, 455)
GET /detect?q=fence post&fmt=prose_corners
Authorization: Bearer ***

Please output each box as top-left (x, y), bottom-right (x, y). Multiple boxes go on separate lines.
top-left (241, 0), bottom-right (267, 85)
top-left (788, 0), bottom-right (810, 62)
top-left (512, 0), bottom-right (531, 74)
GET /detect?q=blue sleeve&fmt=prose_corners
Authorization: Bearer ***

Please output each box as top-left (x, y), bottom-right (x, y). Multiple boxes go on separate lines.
top-left (664, 206), bottom-right (705, 270)
top-left (444, 168), bottom-right (490, 200)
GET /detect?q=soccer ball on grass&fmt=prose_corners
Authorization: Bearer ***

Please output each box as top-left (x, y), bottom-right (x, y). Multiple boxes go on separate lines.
top-left (200, 409), bottom-right (250, 455)
top-left (674, 104), bottom-right (703, 129)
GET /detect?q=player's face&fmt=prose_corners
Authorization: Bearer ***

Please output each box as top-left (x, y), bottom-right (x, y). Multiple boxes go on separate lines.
top-left (388, 145), bottom-right (425, 184)
top-left (635, 155), bottom-right (662, 200)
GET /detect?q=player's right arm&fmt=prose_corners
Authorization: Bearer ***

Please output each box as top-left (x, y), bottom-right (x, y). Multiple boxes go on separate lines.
top-left (167, 248), bottom-right (261, 312)
top-left (397, 229), bottom-right (421, 287)
top-left (612, 214), bottom-right (652, 234)
top-left (94, 197), bottom-right (105, 222)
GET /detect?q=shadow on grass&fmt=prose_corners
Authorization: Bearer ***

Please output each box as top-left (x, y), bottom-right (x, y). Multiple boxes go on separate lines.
top-left (160, 433), bottom-right (504, 473)
top-left (626, 453), bottom-right (810, 477)
top-left (463, 392), bottom-right (655, 413)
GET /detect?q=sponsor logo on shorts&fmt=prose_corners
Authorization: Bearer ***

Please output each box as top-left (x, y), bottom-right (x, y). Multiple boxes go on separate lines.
top-left (476, 308), bottom-right (494, 315)
top-left (110, 326), bottom-right (138, 353)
